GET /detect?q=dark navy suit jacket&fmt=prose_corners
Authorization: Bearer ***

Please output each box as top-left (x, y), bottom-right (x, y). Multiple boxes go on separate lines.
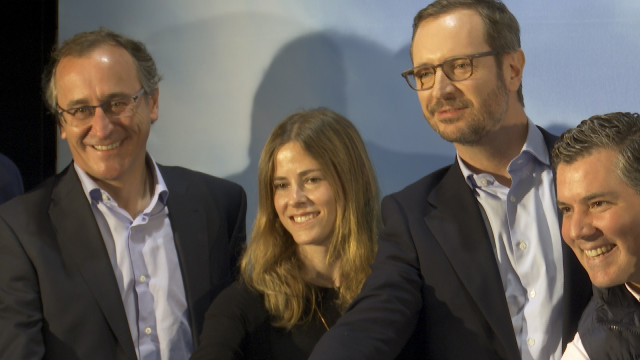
top-left (310, 128), bottom-right (592, 359)
top-left (0, 164), bottom-right (246, 360)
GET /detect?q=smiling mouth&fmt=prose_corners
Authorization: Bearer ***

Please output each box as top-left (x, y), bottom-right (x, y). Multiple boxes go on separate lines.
top-left (93, 142), bottom-right (121, 151)
top-left (292, 213), bottom-right (318, 223)
top-left (584, 245), bottom-right (615, 258)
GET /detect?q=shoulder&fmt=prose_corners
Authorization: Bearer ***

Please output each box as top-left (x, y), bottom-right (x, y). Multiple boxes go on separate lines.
top-left (159, 165), bottom-right (245, 194)
top-left (158, 165), bottom-right (246, 213)
top-left (383, 164), bottom-right (455, 207)
top-left (536, 125), bottom-right (559, 150)
top-left (208, 281), bottom-right (269, 330)
top-left (0, 170), bottom-right (65, 223)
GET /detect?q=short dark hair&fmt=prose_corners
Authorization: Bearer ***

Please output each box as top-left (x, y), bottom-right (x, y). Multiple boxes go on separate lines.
top-left (552, 112), bottom-right (640, 194)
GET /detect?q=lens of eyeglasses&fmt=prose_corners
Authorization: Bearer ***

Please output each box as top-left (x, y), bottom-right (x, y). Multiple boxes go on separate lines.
top-left (443, 58), bottom-right (473, 81)
top-left (407, 57), bottom-right (474, 90)
top-left (105, 98), bottom-right (136, 117)
top-left (66, 97), bottom-right (136, 122)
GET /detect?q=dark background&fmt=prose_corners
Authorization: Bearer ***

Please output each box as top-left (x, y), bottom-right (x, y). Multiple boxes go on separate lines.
top-left (1, 1), bottom-right (58, 191)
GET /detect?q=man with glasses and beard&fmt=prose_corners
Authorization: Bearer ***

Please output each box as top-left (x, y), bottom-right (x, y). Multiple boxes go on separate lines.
top-left (0, 29), bottom-right (246, 360)
top-left (310, 0), bottom-right (591, 359)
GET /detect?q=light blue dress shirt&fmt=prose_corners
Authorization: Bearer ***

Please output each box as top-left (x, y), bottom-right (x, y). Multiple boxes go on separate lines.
top-left (459, 121), bottom-right (565, 360)
top-left (75, 157), bottom-right (193, 360)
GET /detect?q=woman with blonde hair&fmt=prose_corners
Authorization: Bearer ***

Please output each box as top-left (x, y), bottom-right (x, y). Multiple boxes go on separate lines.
top-left (192, 107), bottom-right (380, 359)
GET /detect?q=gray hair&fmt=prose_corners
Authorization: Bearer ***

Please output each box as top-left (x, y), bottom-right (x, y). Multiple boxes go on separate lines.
top-left (42, 28), bottom-right (161, 120)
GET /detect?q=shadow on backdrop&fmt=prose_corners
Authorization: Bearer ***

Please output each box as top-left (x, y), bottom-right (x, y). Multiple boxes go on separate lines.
top-left (228, 32), bottom-right (453, 232)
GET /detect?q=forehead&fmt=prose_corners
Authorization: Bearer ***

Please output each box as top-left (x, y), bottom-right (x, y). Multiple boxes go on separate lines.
top-left (274, 142), bottom-right (321, 173)
top-left (412, 9), bottom-right (488, 64)
top-left (55, 45), bottom-right (139, 100)
top-left (556, 150), bottom-right (624, 198)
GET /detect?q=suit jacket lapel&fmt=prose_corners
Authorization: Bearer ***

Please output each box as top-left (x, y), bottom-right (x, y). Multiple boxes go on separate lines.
top-left (48, 166), bottom-right (135, 356)
top-left (160, 166), bottom-right (210, 343)
top-left (425, 164), bottom-right (520, 359)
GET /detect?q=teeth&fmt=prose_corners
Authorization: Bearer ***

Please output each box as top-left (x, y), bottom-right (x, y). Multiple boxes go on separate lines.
top-left (93, 142), bottom-right (120, 151)
top-left (293, 214), bottom-right (316, 223)
top-left (584, 245), bottom-right (615, 258)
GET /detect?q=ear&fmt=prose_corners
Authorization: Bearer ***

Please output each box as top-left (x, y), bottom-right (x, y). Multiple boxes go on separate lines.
top-left (60, 122), bottom-right (68, 139)
top-left (503, 49), bottom-right (525, 92)
top-left (148, 88), bottom-right (159, 124)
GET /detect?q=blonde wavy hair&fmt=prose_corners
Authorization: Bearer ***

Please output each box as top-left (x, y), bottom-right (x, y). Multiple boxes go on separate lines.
top-left (241, 107), bottom-right (380, 329)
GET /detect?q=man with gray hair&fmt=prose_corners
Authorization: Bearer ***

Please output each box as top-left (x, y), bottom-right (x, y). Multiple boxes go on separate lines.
top-left (0, 28), bottom-right (247, 359)
top-left (553, 112), bottom-right (640, 359)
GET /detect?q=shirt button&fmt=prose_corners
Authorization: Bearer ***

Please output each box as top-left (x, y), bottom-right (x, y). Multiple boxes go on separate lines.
top-left (102, 194), bottom-right (109, 201)
top-left (529, 289), bottom-right (536, 298)
top-left (527, 338), bottom-right (535, 347)
top-left (145, 327), bottom-right (152, 335)
top-left (519, 242), bottom-right (527, 250)
top-left (480, 179), bottom-right (488, 186)
top-left (139, 275), bottom-right (147, 283)
top-left (509, 195), bottom-right (516, 203)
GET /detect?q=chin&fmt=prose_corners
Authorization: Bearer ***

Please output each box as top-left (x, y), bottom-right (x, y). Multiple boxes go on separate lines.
top-left (589, 274), bottom-right (626, 289)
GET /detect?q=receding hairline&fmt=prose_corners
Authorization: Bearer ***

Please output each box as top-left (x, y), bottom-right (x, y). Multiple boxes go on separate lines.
top-left (410, 8), bottom-right (488, 61)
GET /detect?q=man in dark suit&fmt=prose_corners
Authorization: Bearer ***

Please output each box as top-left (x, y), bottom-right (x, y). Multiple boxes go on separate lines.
top-left (0, 29), bottom-right (246, 360)
top-left (310, 1), bottom-right (591, 359)
top-left (0, 153), bottom-right (23, 204)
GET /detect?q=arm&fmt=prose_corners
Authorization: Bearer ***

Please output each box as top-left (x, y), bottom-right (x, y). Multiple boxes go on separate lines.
top-left (310, 194), bottom-right (423, 359)
top-left (0, 214), bottom-right (44, 359)
top-left (227, 185), bottom-right (247, 277)
top-left (191, 282), bottom-right (268, 360)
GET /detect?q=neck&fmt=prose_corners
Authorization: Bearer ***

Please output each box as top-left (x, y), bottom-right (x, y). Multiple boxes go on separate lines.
top-left (455, 111), bottom-right (529, 187)
top-left (94, 158), bottom-right (154, 218)
top-left (297, 245), bottom-right (340, 288)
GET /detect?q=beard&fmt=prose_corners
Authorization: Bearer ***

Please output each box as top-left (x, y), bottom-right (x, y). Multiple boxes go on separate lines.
top-left (424, 74), bottom-right (509, 145)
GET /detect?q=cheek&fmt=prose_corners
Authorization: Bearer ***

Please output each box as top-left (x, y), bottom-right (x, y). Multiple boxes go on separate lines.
top-left (323, 192), bottom-right (338, 221)
top-left (560, 225), bottom-right (569, 243)
top-left (273, 193), bottom-right (286, 217)
top-left (417, 92), bottom-right (429, 106)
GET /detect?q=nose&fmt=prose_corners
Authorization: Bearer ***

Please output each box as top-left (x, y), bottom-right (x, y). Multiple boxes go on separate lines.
top-left (290, 184), bottom-right (308, 204)
top-left (565, 210), bottom-right (597, 242)
top-left (89, 106), bottom-right (114, 137)
top-left (431, 67), bottom-right (456, 99)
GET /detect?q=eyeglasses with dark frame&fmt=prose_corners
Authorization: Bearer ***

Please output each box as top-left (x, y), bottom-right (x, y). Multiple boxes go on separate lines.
top-left (401, 50), bottom-right (499, 91)
top-left (57, 88), bottom-right (146, 125)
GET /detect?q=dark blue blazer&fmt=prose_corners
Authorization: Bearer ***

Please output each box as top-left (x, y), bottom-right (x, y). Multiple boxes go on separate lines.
top-left (310, 128), bottom-right (591, 359)
top-left (0, 164), bottom-right (246, 360)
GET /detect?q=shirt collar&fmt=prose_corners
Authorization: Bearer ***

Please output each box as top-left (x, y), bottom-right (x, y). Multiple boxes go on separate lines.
top-left (74, 153), bottom-right (169, 206)
top-left (625, 283), bottom-right (640, 302)
top-left (460, 119), bottom-right (550, 189)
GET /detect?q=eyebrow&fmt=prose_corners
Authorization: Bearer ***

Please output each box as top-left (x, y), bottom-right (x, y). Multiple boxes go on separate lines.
top-left (413, 51), bottom-right (494, 69)
top-left (273, 168), bottom-right (322, 180)
top-left (62, 91), bottom-right (132, 108)
top-left (556, 191), bottom-right (618, 207)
